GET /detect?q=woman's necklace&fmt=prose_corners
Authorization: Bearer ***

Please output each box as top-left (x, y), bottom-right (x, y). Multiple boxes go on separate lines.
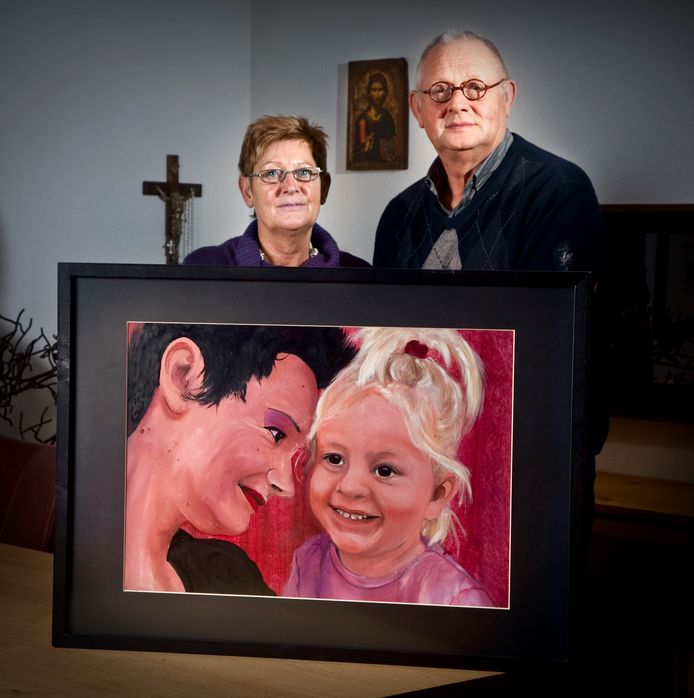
top-left (259, 243), bottom-right (318, 264)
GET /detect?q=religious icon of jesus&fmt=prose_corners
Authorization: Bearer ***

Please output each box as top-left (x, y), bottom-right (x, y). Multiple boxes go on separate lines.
top-left (347, 58), bottom-right (408, 171)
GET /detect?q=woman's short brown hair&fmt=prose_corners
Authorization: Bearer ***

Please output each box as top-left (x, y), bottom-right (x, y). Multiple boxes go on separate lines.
top-left (238, 114), bottom-right (330, 203)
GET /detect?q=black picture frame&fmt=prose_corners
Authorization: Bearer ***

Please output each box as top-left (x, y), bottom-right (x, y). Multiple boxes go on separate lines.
top-left (53, 263), bottom-right (590, 671)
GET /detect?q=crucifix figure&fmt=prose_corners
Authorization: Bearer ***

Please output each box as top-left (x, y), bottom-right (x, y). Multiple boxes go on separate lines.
top-left (143, 155), bottom-right (203, 264)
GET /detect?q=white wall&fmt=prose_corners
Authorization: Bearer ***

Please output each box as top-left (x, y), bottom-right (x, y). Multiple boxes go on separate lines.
top-left (250, 0), bottom-right (694, 262)
top-left (0, 0), bottom-right (251, 439)
top-left (1, 0), bottom-right (252, 340)
top-left (2, 0), bottom-right (693, 455)
top-left (4, 0), bottom-right (692, 337)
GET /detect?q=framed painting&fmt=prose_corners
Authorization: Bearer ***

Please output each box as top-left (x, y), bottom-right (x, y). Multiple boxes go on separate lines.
top-left (346, 58), bottom-right (408, 170)
top-left (53, 264), bottom-right (590, 671)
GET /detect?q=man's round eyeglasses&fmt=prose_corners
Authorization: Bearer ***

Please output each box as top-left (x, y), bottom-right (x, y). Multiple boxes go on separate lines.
top-left (421, 78), bottom-right (506, 103)
top-left (248, 167), bottom-right (322, 184)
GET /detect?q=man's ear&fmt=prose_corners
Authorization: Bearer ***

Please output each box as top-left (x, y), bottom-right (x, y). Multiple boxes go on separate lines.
top-left (409, 89), bottom-right (425, 128)
top-left (503, 79), bottom-right (517, 117)
top-left (425, 477), bottom-right (459, 521)
top-left (238, 175), bottom-right (254, 208)
top-left (159, 337), bottom-right (205, 414)
top-left (319, 172), bottom-right (331, 205)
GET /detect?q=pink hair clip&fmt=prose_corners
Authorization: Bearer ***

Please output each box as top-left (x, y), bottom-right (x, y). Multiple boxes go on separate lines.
top-left (404, 339), bottom-right (429, 359)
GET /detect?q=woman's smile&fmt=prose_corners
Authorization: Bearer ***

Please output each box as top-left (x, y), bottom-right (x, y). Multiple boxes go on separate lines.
top-left (241, 486), bottom-right (266, 513)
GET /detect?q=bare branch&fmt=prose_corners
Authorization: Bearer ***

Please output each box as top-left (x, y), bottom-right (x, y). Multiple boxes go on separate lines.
top-left (1, 310), bottom-right (58, 443)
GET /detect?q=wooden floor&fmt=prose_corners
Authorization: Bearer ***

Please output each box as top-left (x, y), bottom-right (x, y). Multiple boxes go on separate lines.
top-left (442, 472), bottom-right (694, 698)
top-left (571, 472), bottom-right (692, 698)
top-left (578, 533), bottom-right (691, 695)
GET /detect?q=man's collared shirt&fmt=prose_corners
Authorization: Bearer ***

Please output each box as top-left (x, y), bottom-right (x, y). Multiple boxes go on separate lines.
top-left (425, 130), bottom-right (514, 216)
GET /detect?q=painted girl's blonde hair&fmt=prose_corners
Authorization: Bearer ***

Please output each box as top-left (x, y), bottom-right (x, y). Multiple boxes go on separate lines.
top-left (309, 327), bottom-right (485, 545)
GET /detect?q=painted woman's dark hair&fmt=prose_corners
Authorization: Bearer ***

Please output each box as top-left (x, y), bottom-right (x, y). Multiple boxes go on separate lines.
top-left (127, 323), bottom-right (354, 435)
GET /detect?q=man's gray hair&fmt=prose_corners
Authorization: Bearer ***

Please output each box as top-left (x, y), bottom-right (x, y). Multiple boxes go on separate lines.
top-left (416, 30), bottom-right (510, 87)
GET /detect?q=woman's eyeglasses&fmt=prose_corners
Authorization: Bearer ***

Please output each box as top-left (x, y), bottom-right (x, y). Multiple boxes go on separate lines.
top-left (248, 167), bottom-right (322, 184)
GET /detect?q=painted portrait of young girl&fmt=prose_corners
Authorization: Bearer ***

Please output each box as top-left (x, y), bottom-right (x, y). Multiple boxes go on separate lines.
top-left (281, 327), bottom-right (496, 606)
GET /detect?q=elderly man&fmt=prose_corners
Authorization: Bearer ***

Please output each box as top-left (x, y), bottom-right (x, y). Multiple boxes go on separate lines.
top-left (373, 30), bottom-right (602, 272)
top-left (373, 32), bottom-right (608, 606)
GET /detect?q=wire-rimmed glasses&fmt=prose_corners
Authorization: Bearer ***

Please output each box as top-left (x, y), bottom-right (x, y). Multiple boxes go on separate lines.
top-left (248, 167), bottom-right (322, 184)
top-left (421, 78), bottom-right (506, 103)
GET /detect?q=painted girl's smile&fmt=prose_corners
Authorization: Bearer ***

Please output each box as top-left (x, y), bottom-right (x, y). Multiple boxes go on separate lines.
top-left (309, 392), bottom-right (452, 577)
top-left (331, 505), bottom-right (379, 522)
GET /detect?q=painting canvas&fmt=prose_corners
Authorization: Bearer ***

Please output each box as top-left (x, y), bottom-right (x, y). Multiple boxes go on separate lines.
top-left (124, 323), bottom-right (513, 609)
top-left (347, 58), bottom-right (408, 170)
top-left (54, 264), bottom-right (588, 669)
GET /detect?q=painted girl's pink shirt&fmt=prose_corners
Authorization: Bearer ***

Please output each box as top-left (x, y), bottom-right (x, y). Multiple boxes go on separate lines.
top-left (282, 534), bottom-right (493, 606)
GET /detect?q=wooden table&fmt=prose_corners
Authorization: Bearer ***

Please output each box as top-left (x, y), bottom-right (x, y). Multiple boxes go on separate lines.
top-left (593, 471), bottom-right (694, 545)
top-left (0, 543), bottom-right (498, 697)
top-left (595, 471), bottom-right (694, 518)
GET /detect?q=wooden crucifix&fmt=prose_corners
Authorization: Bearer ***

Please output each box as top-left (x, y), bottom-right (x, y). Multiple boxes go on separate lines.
top-left (143, 155), bottom-right (202, 264)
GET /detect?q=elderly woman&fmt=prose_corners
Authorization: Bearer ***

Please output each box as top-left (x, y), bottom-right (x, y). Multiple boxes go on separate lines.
top-left (184, 115), bottom-right (369, 267)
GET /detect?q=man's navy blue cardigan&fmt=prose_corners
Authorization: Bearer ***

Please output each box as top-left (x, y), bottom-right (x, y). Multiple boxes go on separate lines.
top-left (373, 134), bottom-right (603, 273)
